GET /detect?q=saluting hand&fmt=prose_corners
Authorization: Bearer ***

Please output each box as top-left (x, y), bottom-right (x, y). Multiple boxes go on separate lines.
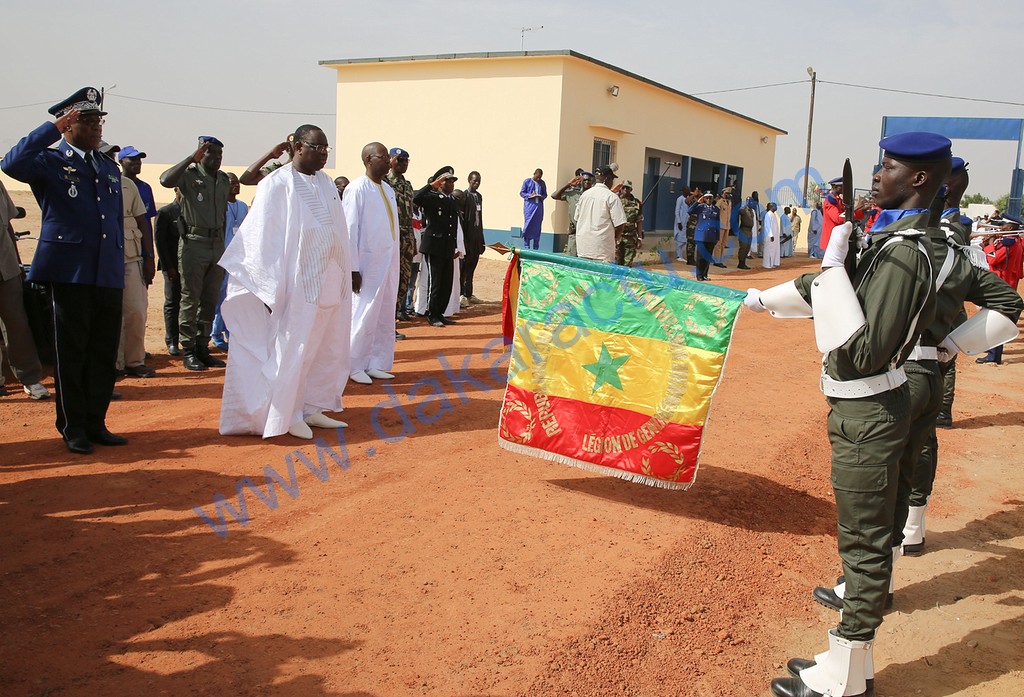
top-left (192, 141), bottom-right (209, 164)
top-left (54, 108), bottom-right (81, 133)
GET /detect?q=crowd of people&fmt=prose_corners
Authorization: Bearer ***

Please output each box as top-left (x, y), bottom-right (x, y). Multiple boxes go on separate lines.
top-left (0, 87), bottom-right (488, 448)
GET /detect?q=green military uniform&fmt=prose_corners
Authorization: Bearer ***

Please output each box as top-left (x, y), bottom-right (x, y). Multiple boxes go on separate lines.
top-left (386, 171), bottom-right (415, 310)
top-left (904, 214), bottom-right (1023, 520)
top-left (616, 194), bottom-right (643, 266)
top-left (793, 211), bottom-right (936, 641)
top-left (685, 199), bottom-right (698, 264)
top-left (561, 184), bottom-right (583, 256)
top-left (177, 162), bottom-right (229, 354)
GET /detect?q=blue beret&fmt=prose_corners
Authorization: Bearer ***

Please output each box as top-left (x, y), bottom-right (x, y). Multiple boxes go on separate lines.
top-left (879, 132), bottom-right (952, 161)
top-left (580, 171), bottom-right (594, 177)
top-left (389, 147), bottom-right (410, 158)
top-left (199, 136), bottom-right (224, 148)
top-left (951, 157), bottom-right (968, 173)
top-left (48, 86), bottom-right (105, 117)
top-left (828, 176), bottom-right (843, 185)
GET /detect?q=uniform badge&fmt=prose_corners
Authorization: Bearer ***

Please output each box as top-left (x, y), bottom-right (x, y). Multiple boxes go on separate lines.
top-left (86, 88), bottom-right (98, 102)
top-left (197, 193), bottom-right (204, 202)
top-left (68, 184), bottom-right (78, 198)
top-left (65, 149), bottom-right (73, 157)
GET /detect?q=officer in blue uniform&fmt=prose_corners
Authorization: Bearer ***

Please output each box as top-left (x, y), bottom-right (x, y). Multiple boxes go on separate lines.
top-left (1, 87), bottom-right (127, 454)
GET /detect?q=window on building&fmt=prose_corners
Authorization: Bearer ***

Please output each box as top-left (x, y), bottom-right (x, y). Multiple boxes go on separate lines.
top-left (593, 139), bottom-right (616, 171)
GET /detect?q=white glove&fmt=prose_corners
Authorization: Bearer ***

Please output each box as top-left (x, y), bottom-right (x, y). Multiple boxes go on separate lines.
top-left (744, 288), bottom-right (766, 313)
top-left (822, 221), bottom-right (854, 269)
top-left (937, 335), bottom-right (960, 363)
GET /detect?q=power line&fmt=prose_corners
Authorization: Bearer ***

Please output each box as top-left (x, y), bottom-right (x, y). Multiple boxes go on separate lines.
top-left (817, 80), bottom-right (1024, 107)
top-left (112, 93), bottom-right (335, 116)
top-left (0, 99), bottom-right (56, 111)
top-left (691, 80), bottom-right (808, 96)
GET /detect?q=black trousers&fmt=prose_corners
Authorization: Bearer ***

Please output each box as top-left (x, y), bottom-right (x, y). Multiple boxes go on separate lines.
top-left (695, 240), bottom-right (715, 280)
top-left (461, 251), bottom-right (481, 298)
top-left (737, 228), bottom-right (753, 267)
top-left (50, 282), bottom-right (122, 440)
top-left (424, 251), bottom-right (454, 320)
top-left (163, 271), bottom-right (181, 346)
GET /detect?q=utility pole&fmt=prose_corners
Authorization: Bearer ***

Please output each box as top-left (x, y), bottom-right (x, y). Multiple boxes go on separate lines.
top-left (802, 67), bottom-right (816, 208)
top-left (520, 25), bottom-right (543, 51)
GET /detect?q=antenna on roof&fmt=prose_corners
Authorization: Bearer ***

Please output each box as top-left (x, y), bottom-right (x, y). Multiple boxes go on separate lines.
top-left (520, 25), bottom-right (544, 51)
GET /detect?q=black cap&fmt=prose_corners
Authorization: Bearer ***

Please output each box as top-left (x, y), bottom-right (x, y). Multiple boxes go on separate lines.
top-left (595, 165), bottom-right (617, 179)
top-left (48, 87), bottom-right (106, 117)
top-left (431, 165), bottom-right (457, 182)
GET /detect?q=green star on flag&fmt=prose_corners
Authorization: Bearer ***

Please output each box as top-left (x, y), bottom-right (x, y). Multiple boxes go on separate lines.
top-left (583, 343), bottom-right (630, 393)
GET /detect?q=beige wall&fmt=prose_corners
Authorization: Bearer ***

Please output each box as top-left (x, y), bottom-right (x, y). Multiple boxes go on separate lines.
top-left (329, 55), bottom-right (566, 235)
top-left (325, 53), bottom-right (781, 239)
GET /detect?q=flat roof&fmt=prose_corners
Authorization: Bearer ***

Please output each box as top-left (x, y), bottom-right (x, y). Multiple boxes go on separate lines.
top-left (319, 50), bottom-right (787, 136)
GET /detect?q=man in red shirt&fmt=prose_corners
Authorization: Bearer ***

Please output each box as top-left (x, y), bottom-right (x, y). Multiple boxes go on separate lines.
top-left (977, 215), bottom-right (1024, 364)
top-left (820, 176), bottom-right (867, 251)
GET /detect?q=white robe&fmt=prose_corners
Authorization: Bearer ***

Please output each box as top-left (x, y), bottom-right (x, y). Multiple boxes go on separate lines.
top-left (343, 176), bottom-right (400, 373)
top-left (218, 164), bottom-right (352, 438)
top-left (414, 217), bottom-right (466, 317)
top-left (762, 210), bottom-right (781, 269)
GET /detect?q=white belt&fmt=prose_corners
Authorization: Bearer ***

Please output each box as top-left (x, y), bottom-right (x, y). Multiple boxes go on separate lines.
top-left (907, 345), bottom-right (938, 361)
top-left (820, 367), bottom-right (907, 399)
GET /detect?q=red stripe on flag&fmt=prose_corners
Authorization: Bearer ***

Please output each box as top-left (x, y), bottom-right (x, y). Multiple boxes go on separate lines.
top-left (500, 384), bottom-right (703, 485)
top-left (500, 252), bottom-right (521, 346)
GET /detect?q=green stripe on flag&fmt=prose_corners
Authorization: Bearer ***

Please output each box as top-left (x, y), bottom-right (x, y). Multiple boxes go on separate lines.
top-left (514, 250), bottom-right (744, 355)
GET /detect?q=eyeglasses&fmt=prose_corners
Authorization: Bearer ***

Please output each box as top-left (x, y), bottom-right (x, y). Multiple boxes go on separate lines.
top-left (301, 141), bottom-right (332, 154)
top-left (368, 153), bottom-right (389, 161)
top-left (79, 117), bottom-right (105, 126)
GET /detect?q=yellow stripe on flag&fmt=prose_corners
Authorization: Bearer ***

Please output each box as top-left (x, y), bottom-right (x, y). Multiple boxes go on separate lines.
top-left (508, 319), bottom-right (726, 425)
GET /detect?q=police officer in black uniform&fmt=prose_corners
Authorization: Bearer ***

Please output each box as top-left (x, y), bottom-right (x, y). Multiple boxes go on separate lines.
top-left (413, 166), bottom-right (460, 327)
top-left (2, 87), bottom-right (127, 454)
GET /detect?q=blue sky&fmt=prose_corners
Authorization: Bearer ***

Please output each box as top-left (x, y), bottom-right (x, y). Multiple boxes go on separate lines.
top-left (3, 0), bottom-right (1020, 198)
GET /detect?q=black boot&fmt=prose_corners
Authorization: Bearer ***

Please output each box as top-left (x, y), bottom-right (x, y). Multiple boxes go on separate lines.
top-left (183, 351), bottom-right (207, 371)
top-left (786, 658), bottom-right (874, 696)
top-left (196, 343), bottom-right (226, 368)
top-left (935, 410), bottom-right (952, 428)
top-left (818, 579), bottom-right (893, 610)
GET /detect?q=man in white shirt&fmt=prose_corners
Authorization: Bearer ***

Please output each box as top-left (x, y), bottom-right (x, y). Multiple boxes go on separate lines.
top-left (573, 165), bottom-right (627, 263)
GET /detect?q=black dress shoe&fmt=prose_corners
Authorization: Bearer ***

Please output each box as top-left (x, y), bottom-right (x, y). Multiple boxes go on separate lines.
top-left (902, 540), bottom-right (925, 556)
top-left (713, 262), bottom-right (727, 268)
top-left (64, 436), bottom-right (94, 454)
top-left (787, 658), bottom-right (875, 696)
top-left (738, 264), bottom-right (751, 270)
top-left (397, 310), bottom-right (411, 321)
top-left (124, 364), bottom-right (156, 378)
top-left (429, 319), bottom-right (446, 327)
top-left (935, 411), bottom-right (952, 428)
top-left (184, 354), bottom-right (208, 371)
top-left (87, 428), bottom-right (128, 446)
top-left (167, 343), bottom-right (181, 356)
top-left (439, 316), bottom-right (457, 325)
top-left (771, 675), bottom-right (868, 697)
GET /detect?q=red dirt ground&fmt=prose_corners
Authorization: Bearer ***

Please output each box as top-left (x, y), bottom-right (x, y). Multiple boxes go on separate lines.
top-left (2, 190), bottom-right (1022, 696)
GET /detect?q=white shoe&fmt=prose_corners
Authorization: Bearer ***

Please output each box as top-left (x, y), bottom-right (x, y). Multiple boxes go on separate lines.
top-left (305, 412), bottom-right (348, 429)
top-left (350, 370), bottom-right (372, 385)
top-left (366, 369), bottom-right (394, 380)
top-left (459, 295), bottom-right (470, 308)
top-left (675, 257), bottom-right (683, 262)
top-left (468, 295), bottom-right (482, 304)
top-left (288, 420), bottom-right (313, 439)
top-left (24, 383), bottom-right (50, 400)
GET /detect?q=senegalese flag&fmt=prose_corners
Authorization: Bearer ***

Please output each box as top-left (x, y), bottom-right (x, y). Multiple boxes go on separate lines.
top-left (498, 249), bottom-right (745, 489)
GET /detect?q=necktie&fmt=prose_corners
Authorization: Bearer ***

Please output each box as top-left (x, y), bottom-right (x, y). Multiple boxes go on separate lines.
top-left (85, 153), bottom-right (98, 173)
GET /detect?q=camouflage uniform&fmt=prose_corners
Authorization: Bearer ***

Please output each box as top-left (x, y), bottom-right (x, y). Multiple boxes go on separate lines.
top-left (386, 171), bottom-right (416, 312)
top-left (616, 195), bottom-right (643, 266)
